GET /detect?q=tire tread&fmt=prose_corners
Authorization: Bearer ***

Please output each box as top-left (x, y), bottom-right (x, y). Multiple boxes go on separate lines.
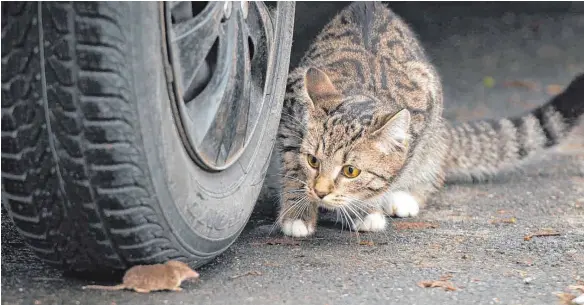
top-left (1, 2), bottom-right (180, 271)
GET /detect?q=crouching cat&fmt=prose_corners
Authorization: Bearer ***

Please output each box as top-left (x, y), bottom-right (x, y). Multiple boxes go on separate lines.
top-left (272, 2), bottom-right (584, 237)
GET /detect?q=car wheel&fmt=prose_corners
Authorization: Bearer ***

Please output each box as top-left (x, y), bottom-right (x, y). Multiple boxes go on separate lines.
top-left (1, 1), bottom-right (294, 272)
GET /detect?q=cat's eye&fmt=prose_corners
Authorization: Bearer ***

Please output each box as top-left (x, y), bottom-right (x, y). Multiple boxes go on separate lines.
top-left (307, 154), bottom-right (320, 169)
top-left (342, 165), bottom-right (361, 178)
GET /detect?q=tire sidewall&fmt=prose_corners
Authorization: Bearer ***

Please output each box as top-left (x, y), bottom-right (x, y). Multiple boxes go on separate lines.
top-left (125, 3), bottom-right (292, 262)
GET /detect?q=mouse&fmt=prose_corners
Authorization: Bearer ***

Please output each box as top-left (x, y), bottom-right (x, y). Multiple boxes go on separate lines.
top-left (82, 260), bottom-right (199, 293)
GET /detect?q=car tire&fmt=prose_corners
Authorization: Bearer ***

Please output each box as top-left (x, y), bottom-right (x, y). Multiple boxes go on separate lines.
top-left (1, 1), bottom-right (294, 272)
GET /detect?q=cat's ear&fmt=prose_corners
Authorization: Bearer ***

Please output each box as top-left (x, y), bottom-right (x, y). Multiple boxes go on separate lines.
top-left (304, 67), bottom-right (342, 108)
top-left (370, 109), bottom-right (411, 153)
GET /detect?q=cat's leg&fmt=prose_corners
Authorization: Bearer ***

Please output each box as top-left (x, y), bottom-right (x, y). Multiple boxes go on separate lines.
top-left (384, 191), bottom-right (421, 218)
top-left (345, 191), bottom-right (428, 232)
top-left (382, 182), bottom-right (440, 218)
top-left (280, 204), bottom-right (318, 237)
top-left (278, 185), bottom-right (318, 237)
top-left (351, 208), bottom-right (387, 232)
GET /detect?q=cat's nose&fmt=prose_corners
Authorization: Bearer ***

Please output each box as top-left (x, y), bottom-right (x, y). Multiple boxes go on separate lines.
top-left (314, 177), bottom-right (333, 199)
top-left (315, 190), bottom-right (329, 199)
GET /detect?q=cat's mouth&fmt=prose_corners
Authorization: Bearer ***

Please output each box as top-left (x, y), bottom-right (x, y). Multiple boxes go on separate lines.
top-left (317, 202), bottom-right (340, 211)
top-left (308, 190), bottom-right (343, 210)
top-left (315, 198), bottom-right (343, 210)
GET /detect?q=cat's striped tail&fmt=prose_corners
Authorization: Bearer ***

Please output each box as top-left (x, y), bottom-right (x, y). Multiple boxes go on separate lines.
top-left (444, 73), bottom-right (584, 181)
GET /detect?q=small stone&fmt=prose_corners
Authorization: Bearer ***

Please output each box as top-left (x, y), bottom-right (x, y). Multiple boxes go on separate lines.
top-left (537, 45), bottom-right (561, 58)
top-left (546, 84), bottom-right (564, 95)
top-left (523, 277), bottom-right (534, 284)
top-left (483, 76), bottom-right (496, 88)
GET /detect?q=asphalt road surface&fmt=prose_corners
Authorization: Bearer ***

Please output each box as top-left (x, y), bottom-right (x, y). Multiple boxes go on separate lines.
top-left (2, 2), bottom-right (584, 305)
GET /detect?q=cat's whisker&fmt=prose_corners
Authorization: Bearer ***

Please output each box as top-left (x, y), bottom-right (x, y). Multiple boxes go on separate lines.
top-left (343, 203), bottom-right (364, 224)
top-left (281, 115), bottom-right (319, 147)
top-left (340, 206), bottom-right (360, 242)
top-left (335, 206), bottom-right (346, 232)
top-left (344, 197), bottom-right (392, 243)
top-left (269, 196), bottom-right (310, 236)
top-left (344, 197), bottom-right (379, 215)
top-left (344, 200), bottom-right (369, 216)
top-left (273, 195), bottom-right (307, 225)
top-left (343, 195), bottom-right (374, 207)
top-left (290, 199), bottom-right (310, 221)
top-left (282, 189), bottom-right (307, 195)
top-left (270, 173), bottom-right (309, 186)
top-left (281, 122), bottom-right (318, 146)
top-left (280, 113), bottom-right (309, 132)
top-left (340, 206), bottom-right (355, 231)
top-left (338, 196), bottom-right (370, 216)
top-left (276, 198), bottom-right (305, 223)
top-left (280, 132), bottom-right (307, 143)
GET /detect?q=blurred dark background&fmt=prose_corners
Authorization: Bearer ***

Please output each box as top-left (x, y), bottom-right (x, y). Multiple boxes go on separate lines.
top-left (291, 2), bottom-right (584, 123)
top-left (291, 1), bottom-right (584, 67)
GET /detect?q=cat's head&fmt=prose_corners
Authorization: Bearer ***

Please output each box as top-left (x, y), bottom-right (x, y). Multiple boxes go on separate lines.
top-left (290, 67), bottom-right (411, 210)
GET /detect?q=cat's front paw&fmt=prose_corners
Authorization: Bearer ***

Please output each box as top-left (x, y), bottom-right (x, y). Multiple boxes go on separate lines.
top-left (385, 191), bottom-right (420, 218)
top-left (281, 219), bottom-right (315, 237)
top-left (353, 212), bottom-right (387, 232)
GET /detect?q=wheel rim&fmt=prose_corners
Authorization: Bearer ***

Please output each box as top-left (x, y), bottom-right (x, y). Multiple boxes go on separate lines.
top-left (165, 1), bottom-right (274, 171)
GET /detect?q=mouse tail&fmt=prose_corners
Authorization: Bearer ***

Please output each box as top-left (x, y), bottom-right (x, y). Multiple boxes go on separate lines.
top-left (82, 284), bottom-right (126, 291)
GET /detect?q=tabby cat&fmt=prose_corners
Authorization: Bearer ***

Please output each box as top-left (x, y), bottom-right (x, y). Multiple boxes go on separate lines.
top-left (273, 2), bottom-right (584, 237)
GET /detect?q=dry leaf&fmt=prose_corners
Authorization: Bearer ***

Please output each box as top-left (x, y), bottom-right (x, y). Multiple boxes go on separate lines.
top-left (503, 80), bottom-right (539, 91)
top-left (546, 84), bottom-right (564, 95)
top-left (393, 222), bottom-right (439, 230)
top-left (524, 229), bottom-right (561, 241)
top-left (251, 238), bottom-right (300, 246)
top-left (359, 240), bottom-right (375, 246)
top-left (230, 270), bottom-right (262, 280)
top-left (417, 280), bottom-right (457, 291)
top-left (490, 217), bottom-right (517, 224)
top-left (265, 238), bottom-right (300, 246)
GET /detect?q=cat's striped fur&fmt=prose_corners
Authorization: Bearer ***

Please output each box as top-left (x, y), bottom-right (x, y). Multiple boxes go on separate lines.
top-left (445, 77), bottom-right (584, 181)
top-left (271, 2), bottom-right (583, 237)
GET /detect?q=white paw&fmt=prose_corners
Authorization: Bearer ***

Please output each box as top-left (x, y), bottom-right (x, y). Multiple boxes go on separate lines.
top-left (384, 191), bottom-right (419, 218)
top-left (353, 212), bottom-right (387, 232)
top-left (281, 219), bottom-right (315, 237)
